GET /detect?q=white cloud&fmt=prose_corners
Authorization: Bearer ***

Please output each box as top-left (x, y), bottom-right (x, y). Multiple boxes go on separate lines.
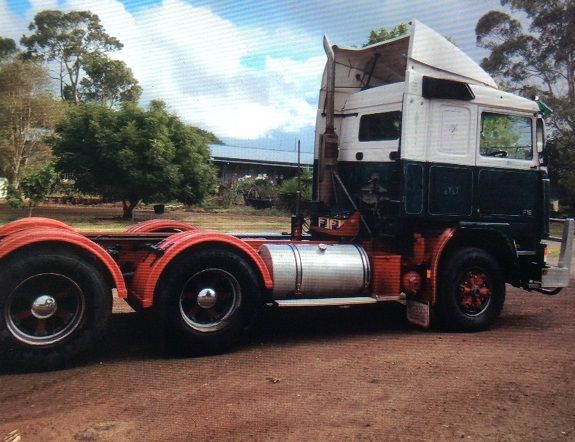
top-left (7, 0), bottom-right (503, 143)
top-left (58, 0), bottom-right (325, 140)
top-left (0, 0), bottom-right (24, 40)
top-left (28, 0), bottom-right (59, 13)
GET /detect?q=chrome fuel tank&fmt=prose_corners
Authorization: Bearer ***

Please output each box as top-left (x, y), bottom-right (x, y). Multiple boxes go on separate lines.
top-left (259, 243), bottom-right (370, 298)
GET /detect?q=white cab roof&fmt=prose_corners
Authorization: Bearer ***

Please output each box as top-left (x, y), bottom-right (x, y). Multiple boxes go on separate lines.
top-left (470, 84), bottom-right (538, 113)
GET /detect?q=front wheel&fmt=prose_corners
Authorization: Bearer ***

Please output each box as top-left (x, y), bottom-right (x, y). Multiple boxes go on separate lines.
top-left (436, 247), bottom-right (505, 331)
top-left (156, 249), bottom-right (262, 354)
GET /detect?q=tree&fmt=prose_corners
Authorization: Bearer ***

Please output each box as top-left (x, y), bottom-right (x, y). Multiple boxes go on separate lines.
top-left (18, 163), bottom-right (59, 216)
top-left (192, 126), bottom-right (223, 145)
top-left (51, 101), bottom-right (217, 219)
top-left (0, 37), bottom-right (17, 62)
top-left (364, 23), bottom-right (409, 47)
top-left (476, 0), bottom-right (575, 207)
top-left (21, 10), bottom-right (123, 105)
top-left (0, 59), bottom-right (64, 189)
top-left (476, 1), bottom-right (574, 133)
top-left (364, 23), bottom-right (456, 47)
top-left (480, 114), bottom-right (520, 149)
top-left (80, 54), bottom-right (142, 107)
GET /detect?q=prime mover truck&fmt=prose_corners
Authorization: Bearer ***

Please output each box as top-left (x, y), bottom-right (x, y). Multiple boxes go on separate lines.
top-left (0, 20), bottom-right (572, 371)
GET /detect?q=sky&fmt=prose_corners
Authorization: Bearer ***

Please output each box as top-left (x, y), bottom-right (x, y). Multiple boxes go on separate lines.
top-left (1, 0), bottom-right (505, 152)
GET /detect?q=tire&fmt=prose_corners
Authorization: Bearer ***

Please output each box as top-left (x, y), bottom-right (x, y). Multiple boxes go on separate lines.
top-left (156, 248), bottom-right (262, 355)
top-left (436, 247), bottom-right (505, 331)
top-left (0, 247), bottom-right (112, 371)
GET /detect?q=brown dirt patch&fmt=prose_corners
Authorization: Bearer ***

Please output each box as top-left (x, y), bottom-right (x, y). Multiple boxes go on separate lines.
top-left (0, 286), bottom-right (574, 441)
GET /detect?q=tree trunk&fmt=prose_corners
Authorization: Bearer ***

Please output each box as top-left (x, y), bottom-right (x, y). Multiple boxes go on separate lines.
top-left (122, 200), bottom-right (138, 220)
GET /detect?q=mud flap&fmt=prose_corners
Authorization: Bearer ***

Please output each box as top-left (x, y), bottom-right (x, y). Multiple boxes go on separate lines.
top-left (406, 298), bottom-right (430, 328)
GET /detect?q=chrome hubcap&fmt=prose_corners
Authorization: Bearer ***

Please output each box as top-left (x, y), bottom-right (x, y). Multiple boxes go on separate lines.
top-left (179, 268), bottom-right (241, 333)
top-left (31, 295), bottom-right (58, 319)
top-left (197, 288), bottom-right (217, 309)
top-left (6, 273), bottom-right (85, 346)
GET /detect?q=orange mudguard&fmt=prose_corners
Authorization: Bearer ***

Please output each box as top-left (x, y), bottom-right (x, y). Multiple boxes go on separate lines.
top-left (131, 231), bottom-right (273, 308)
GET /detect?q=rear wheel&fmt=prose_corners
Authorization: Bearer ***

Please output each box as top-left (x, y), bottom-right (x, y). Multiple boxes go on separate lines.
top-left (0, 248), bottom-right (112, 371)
top-left (157, 249), bottom-right (262, 354)
top-left (436, 247), bottom-right (505, 331)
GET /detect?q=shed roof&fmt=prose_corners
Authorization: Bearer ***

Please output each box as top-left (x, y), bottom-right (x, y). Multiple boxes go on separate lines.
top-left (210, 144), bottom-right (313, 167)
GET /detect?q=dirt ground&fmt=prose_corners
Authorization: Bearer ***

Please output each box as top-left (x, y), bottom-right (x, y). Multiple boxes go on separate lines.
top-left (0, 285), bottom-right (574, 441)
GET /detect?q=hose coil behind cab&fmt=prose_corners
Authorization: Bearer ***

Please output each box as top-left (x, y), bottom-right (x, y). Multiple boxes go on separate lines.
top-left (259, 243), bottom-right (370, 298)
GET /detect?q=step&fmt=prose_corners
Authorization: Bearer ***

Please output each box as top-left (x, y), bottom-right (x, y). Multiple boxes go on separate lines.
top-left (273, 295), bottom-right (403, 308)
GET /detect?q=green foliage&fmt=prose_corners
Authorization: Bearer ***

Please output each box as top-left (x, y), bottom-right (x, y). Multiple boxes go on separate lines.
top-left (278, 168), bottom-right (313, 210)
top-left (5, 185), bottom-right (24, 209)
top-left (476, 1), bottom-right (575, 209)
top-left (364, 23), bottom-right (408, 46)
top-left (548, 134), bottom-right (575, 207)
top-left (192, 126), bottom-right (223, 145)
top-left (480, 114), bottom-right (520, 154)
top-left (51, 101), bottom-right (217, 218)
top-left (21, 10), bottom-right (123, 104)
top-left (214, 174), bottom-right (282, 209)
top-left (0, 59), bottom-right (64, 189)
top-left (476, 1), bottom-right (574, 133)
top-left (0, 37), bottom-right (17, 62)
top-left (235, 174), bottom-right (277, 200)
top-left (80, 54), bottom-right (142, 107)
top-left (18, 163), bottom-right (59, 215)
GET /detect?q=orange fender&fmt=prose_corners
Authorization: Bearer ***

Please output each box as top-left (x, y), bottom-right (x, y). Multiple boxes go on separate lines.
top-left (429, 228), bottom-right (456, 305)
top-left (0, 227), bottom-right (127, 297)
top-left (131, 231), bottom-right (273, 308)
top-left (0, 217), bottom-right (74, 236)
top-left (126, 219), bottom-right (199, 233)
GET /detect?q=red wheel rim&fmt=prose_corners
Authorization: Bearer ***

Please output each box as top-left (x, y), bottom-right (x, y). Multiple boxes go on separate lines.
top-left (456, 269), bottom-right (492, 316)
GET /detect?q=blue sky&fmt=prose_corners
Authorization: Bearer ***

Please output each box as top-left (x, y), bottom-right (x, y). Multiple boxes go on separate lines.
top-left (2, 0), bottom-right (504, 152)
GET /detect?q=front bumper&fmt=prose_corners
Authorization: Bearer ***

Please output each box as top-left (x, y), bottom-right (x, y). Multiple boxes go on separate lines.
top-left (541, 218), bottom-right (574, 289)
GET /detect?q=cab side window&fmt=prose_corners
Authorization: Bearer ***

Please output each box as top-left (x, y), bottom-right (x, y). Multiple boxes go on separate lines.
top-left (359, 111), bottom-right (401, 142)
top-left (480, 112), bottom-right (532, 160)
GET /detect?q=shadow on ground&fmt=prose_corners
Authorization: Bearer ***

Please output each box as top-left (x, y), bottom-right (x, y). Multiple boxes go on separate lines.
top-left (98, 302), bottom-right (411, 363)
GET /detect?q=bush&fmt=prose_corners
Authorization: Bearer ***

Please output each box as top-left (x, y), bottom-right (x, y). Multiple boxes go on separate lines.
top-left (8, 163), bottom-right (59, 215)
top-left (235, 174), bottom-right (277, 199)
top-left (278, 168), bottom-right (312, 211)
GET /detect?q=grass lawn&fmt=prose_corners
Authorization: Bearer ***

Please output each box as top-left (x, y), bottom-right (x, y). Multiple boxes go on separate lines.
top-left (0, 203), bottom-right (291, 234)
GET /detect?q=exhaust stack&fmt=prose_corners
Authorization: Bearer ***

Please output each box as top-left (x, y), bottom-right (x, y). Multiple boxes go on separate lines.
top-left (318, 35), bottom-right (339, 206)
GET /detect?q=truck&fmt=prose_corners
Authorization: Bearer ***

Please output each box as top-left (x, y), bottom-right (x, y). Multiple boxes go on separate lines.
top-left (0, 20), bottom-right (572, 371)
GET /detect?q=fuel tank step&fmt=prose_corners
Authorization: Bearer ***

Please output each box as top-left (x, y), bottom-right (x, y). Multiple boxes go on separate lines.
top-left (273, 295), bottom-right (403, 308)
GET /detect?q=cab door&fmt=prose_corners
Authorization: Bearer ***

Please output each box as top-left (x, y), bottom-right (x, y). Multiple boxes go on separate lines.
top-left (475, 110), bottom-right (539, 219)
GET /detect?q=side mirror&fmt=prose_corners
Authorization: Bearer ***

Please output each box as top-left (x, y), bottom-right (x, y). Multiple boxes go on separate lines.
top-left (536, 118), bottom-right (546, 166)
top-left (539, 146), bottom-right (548, 167)
top-left (389, 151), bottom-right (400, 161)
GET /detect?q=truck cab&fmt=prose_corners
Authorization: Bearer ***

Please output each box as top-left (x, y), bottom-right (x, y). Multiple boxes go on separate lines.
top-left (312, 20), bottom-right (571, 295)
